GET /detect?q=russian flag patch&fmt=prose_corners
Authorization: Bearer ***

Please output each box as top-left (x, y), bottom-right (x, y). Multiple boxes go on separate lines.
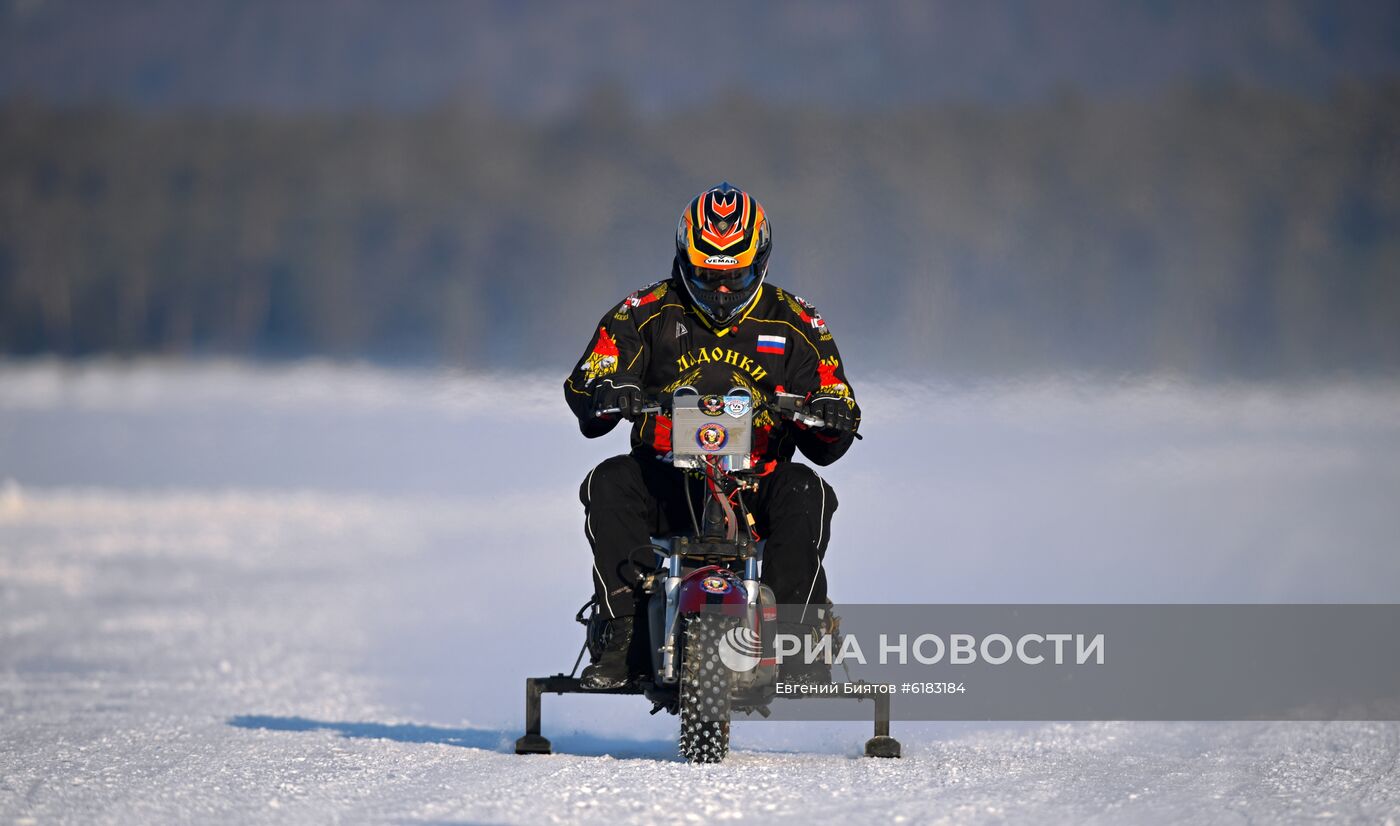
top-left (756, 334), bottom-right (786, 355)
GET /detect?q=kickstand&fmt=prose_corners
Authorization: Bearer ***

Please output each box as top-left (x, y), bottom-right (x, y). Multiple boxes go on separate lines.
top-left (567, 639), bottom-right (588, 678)
top-left (568, 596), bottom-right (598, 678)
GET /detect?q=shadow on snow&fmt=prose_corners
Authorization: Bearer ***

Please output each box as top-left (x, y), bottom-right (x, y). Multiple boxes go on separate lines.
top-left (227, 715), bottom-right (681, 760)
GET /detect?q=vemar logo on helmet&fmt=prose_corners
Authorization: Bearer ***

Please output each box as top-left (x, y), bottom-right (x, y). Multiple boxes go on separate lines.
top-left (537, 183), bottom-right (895, 763)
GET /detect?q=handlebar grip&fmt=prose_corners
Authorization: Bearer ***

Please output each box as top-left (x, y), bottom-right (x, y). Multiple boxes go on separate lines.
top-left (797, 414), bottom-right (863, 438)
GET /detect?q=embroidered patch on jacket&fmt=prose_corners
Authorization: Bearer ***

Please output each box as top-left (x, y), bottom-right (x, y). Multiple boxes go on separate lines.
top-left (580, 327), bottom-right (619, 385)
top-left (756, 334), bottom-right (786, 355)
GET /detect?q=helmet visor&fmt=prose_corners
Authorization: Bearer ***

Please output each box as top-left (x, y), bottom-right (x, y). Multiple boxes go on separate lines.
top-left (688, 265), bottom-right (760, 294)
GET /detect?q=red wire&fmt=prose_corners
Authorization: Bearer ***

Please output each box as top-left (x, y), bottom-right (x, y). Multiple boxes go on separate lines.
top-left (704, 458), bottom-right (727, 532)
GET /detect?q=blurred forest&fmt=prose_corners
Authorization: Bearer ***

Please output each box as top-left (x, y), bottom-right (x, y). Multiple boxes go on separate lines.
top-left (5, 0), bottom-right (1399, 111)
top-left (2, 83), bottom-right (1397, 377)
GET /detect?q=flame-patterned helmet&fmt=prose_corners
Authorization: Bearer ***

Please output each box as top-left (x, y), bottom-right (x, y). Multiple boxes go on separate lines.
top-left (674, 182), bottom-right (772, 324)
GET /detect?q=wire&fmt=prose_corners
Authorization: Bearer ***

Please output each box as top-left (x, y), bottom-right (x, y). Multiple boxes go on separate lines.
top-left (734, 487), bottom-right (761, 542)
top-left (704, 457), bottom-right (738, 541)
top-left (623, 543), bottom-right (670, 587)
top-left (684, 470), bottom-right (701, 535)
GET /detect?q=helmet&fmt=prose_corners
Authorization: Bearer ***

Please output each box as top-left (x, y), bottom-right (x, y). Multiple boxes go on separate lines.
top-left (674, 182), bottom-right (772, 324)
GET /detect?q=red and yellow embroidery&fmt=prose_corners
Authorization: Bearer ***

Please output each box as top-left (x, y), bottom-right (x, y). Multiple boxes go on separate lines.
top-left (817, 356), bottom-right (850, 398)
top-left (580, 327), bottom-right (620, 386)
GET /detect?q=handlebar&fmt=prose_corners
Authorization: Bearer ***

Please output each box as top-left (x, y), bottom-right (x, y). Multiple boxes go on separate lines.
top-left (596, 390), bottom-right (859, 437)
top-left (593, 398), bottom-right (668, 418)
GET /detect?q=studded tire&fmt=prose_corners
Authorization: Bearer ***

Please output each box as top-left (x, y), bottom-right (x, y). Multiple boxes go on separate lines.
top-left (678, 612), bottom-right (736, 764)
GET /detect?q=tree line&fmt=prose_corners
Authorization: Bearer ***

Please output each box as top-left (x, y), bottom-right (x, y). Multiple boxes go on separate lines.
top-left (1, 83), bottom-right (1397, 377)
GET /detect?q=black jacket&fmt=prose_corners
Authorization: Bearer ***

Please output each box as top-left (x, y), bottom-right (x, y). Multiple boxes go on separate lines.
top-left (564, 277), bottom-right (860, 467)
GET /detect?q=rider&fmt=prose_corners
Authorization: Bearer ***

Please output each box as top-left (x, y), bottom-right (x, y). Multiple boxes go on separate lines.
top-left (564, 182), bottom-right (861, 689)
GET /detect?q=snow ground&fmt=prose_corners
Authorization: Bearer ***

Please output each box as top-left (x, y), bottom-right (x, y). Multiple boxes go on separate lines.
top-left (2, 361), bottom-right (1399, 824)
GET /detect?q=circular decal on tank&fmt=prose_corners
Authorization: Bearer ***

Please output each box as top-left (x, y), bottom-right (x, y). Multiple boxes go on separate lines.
top-left (696, 423), bottom-right (729, 452)
top-left (700, 576), bottom-right (732, 594)
top-left (700, 395), bottom-right (726, 416)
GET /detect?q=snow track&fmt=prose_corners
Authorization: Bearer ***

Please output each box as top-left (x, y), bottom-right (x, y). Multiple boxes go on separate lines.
top-left (3, 363), bottom-right (1400, 823)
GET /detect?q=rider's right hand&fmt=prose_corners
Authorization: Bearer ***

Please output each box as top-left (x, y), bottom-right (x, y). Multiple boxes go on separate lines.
top-left (591, 378), bottom-right (646, 420)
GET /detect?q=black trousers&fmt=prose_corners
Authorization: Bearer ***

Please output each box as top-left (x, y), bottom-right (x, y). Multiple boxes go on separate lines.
top-left (580, 453), bottom-right (838, 619)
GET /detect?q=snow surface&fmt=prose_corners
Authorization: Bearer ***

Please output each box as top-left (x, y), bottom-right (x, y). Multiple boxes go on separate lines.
top-left (2, 361), bottom-right (1400, 823)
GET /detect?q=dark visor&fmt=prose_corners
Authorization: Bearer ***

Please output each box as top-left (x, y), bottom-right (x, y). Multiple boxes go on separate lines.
top-left (689, 265), bottom-right (759, 292)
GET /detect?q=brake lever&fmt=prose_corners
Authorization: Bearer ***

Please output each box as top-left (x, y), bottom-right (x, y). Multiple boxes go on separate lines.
top-left (774, 393), bottom-right (863, 439)
top-left (594, 404), bottom-right (665, 417)
top-left (796, 411), bottom-right (864, 439)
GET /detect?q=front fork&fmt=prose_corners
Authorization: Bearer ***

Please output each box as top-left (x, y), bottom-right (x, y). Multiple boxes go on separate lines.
top-left (742, 554), bottom-right (760, 627)
top-left (660, 554), bottom-right (683, 682)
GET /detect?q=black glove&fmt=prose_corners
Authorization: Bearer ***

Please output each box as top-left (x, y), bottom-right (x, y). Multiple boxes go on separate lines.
top-left (591, 378), bottom-right (646, 421)
top-left (807, 395), bottom-right (859, 435)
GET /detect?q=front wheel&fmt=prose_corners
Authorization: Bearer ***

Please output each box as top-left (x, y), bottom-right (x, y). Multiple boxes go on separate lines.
top-left (678, 612), bottom-right (735, 763)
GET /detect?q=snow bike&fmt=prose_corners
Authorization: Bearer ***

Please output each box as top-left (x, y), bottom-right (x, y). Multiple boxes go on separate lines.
top-left (515, 387), bottom-right (901, 763)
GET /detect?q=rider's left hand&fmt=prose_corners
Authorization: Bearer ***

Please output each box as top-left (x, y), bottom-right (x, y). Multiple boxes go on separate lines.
top-left (807, 395), bottom-right (859, 435)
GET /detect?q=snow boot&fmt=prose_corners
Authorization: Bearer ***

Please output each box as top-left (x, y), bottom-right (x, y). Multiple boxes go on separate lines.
top-left (773, 619), bottom-right (834, 686)
top-left (580, 616), bottom-right (635, 690)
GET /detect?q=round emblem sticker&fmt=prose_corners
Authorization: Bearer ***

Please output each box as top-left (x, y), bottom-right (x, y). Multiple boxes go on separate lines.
top-left (700, 576), bottom-right (731, 594)
top-left (696, 423), bottom-right (728, 452)
top-left (700, 395), bottom-right (725, 416)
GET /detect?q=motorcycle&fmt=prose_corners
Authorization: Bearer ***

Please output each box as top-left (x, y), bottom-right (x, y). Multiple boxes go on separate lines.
top-left (515, 387), bottom-right (901, 763)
